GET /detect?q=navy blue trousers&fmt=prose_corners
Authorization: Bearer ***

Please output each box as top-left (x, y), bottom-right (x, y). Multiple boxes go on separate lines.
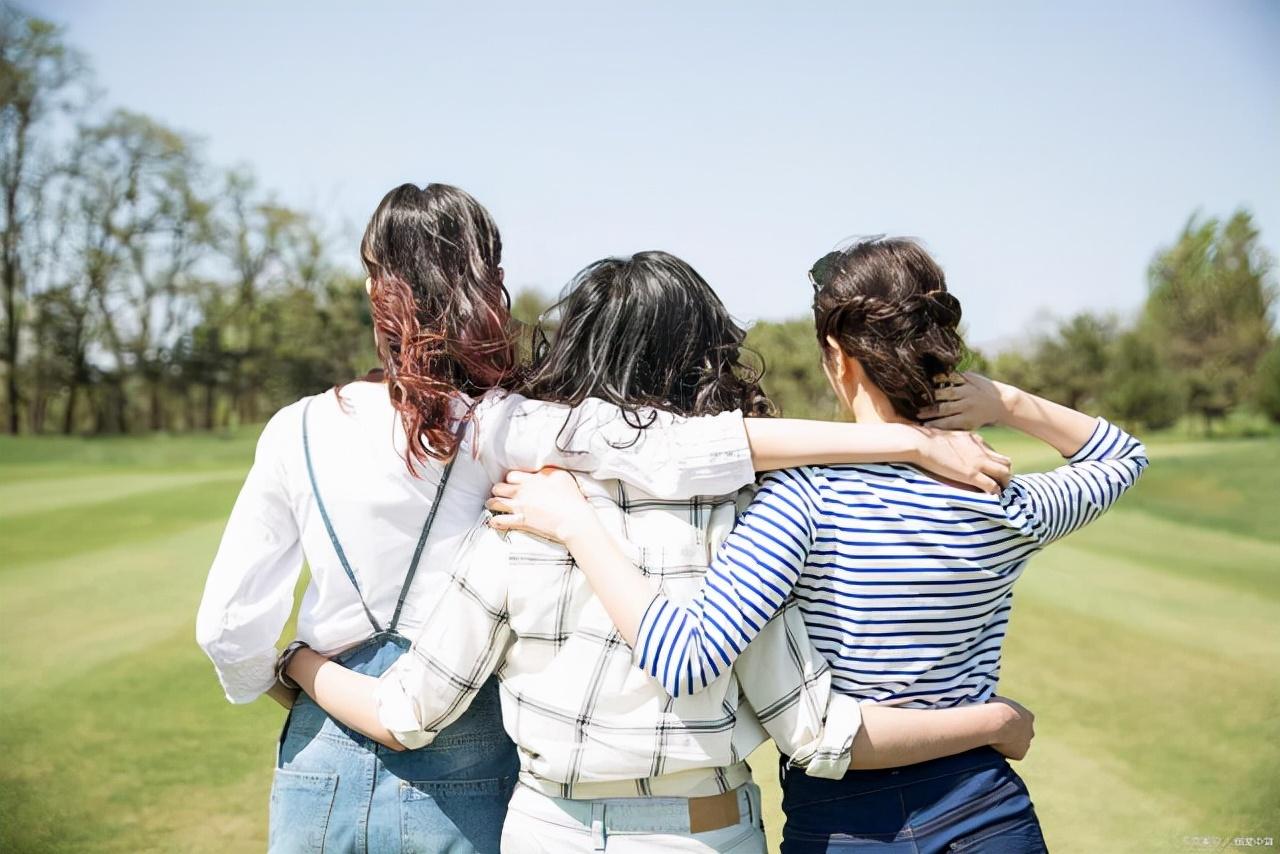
top-left (779, 747), bottom-right (1048, 853)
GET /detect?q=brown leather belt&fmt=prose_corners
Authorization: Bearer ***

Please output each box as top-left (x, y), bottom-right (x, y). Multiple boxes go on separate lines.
top-left (687, 788), bottom-right (744, 833)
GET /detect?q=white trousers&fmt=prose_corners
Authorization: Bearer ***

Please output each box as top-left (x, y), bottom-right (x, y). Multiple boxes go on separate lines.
top-left (500, 782), bottom-right (767, 854)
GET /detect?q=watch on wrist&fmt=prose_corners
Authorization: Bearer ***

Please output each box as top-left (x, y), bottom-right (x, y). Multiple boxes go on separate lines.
top-left (275, 641), bottom-right (310, 691)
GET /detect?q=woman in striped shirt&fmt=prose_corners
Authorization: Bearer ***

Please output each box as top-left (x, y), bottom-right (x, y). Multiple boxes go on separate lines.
top-left (489, 237), bottom-right (1148, 853)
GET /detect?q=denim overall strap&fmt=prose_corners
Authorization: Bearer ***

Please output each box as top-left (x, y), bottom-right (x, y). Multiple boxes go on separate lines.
top-left (387, 449), bottom-right (456, 633)
top-left (302, 397), bottom-right (384, 634)
top-left (301, 397), bottom-right (459, 637)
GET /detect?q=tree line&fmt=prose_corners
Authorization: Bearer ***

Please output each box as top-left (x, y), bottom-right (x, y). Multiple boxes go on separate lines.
top-left (1, 7), bottom-right (374, 435)
top-left (2, 7), bottom-right (1276, 437)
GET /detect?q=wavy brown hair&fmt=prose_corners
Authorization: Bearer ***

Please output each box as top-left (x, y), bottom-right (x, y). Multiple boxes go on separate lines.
top-left (360, 183), bottom-right (519, 471)
top-left (521, 251), bottom-right (773, 432)
top-left (811, 237), bottom-right (965, 420)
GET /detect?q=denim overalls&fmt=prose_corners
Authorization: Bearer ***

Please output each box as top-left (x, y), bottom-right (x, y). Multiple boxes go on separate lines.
top-left (269, 401), bottom-right (519, 854)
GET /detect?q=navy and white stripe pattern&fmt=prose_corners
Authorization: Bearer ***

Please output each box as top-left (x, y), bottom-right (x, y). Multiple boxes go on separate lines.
top-left (636, 418), bottom-right (1148, 703)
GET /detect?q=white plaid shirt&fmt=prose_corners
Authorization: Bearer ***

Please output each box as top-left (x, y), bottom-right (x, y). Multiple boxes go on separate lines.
top-left (374, 478), bottom-right (865, 799)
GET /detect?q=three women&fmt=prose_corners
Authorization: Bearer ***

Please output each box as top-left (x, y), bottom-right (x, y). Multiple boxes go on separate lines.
top-left (197, 185), bottom-right (1016, 853)
top-left (198, 184), bottom-right (1142, 853)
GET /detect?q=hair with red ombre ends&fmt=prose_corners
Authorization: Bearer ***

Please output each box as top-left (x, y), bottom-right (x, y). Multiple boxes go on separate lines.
top-left (361, 183), bottom-right (519, 473)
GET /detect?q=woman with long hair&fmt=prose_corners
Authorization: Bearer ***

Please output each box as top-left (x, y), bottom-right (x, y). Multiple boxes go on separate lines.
top-left (490, 237), bottom-right (1148, 853)
top-left (197, 190), bottom-right (1012, 854)
top-left (283, 249), bottom-right (1038, 854)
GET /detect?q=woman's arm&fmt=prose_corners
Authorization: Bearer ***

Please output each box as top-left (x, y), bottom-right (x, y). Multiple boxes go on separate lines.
top-left (287, 650), bottom-right (404, 750)
top-left (489, 467), bottom-right (819, 696)
top-left (744, 418), bottom-right (1010, 493)
top-left (289, 526), bottom-right (515, 751)
top-left (196, 407), bottom-right (306, 704)
top-left (849, 699), bottom-right (1034, 770)
top-left (282, 527), bottom-right (515, 751)
top-left (922, 372), bottom-right (1099, 455)
top-left (923, 373), bottom-right (1149, 546)
top-left (479, 392), bottom-right (1010, 500)
top-left (726, 592), bottom-right (1038, 775)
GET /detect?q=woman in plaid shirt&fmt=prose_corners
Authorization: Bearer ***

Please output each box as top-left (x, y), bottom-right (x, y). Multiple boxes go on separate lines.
top-left (287, 251), bottom-right (1038, 853)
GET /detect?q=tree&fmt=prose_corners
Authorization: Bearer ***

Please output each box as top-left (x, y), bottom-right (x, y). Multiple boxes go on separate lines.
top-left (1030, 312), bottom-right (1117, 412)
top-left (54, 110), bottom-right (208, 432)
top-left (0, 7), bottom-right (83, 432)
top-left (1102, 329), bottom-right (1184, 430)
top-left (745, 319), bottom-right (833, 419)
top-left (1255, 341), bottom-right (1280, 425)
top-left (215, 168), bottom-right (317, 424)
top-left (1144, 210), bottom-right (1276, 431)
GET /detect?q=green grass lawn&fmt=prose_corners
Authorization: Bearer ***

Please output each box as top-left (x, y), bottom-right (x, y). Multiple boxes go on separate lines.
top-left (1, 427), bottom-right (1277, 852)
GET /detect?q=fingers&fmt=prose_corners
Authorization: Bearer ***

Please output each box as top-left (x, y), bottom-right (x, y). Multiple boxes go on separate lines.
top-left (972, 433), bottom-right (1004, 457)
top-left (983, 459), bottom-right (1011, 488)
top-left (504, 470), bottom-right (534, 484)
top-left (488, 513), bottom-right (525, 530)
top-left (933, 385), bottom-right (963, 403)
top-left (974, 473), bottom-right (1000, 495)
top-left (485, 497), bottom-right (514, 514)
top-left (919, 399), bottom-right (965, 420)
top-left (972, 434), bottom-right (1011, 464)
top-left (491, 482), bottom-right (518, 498)
top-left (922, 415), bottom-right (968, 430)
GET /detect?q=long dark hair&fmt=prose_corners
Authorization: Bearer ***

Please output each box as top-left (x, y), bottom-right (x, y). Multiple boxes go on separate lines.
top-left (360, 183), bottom-right (519, 470)
top-left (811, 237), bottom-right (965, 420)
top-left (521, 251), bottom-right (773, 428)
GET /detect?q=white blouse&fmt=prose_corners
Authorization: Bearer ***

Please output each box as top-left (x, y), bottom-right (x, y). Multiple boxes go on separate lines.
top-left (195, 381), bottom-right (755, 703)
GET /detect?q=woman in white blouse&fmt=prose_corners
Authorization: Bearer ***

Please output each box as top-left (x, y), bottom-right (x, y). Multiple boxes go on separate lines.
top-left (196, 185), bottom-right (1012, 854)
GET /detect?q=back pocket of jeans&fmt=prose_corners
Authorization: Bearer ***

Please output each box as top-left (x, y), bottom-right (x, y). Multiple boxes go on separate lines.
top-left (269, 768), bottom-right (339, 853)
top-left (948, 812), bottom-right (1047, 852)
top-left (400, 777), bottom-right (515, 854)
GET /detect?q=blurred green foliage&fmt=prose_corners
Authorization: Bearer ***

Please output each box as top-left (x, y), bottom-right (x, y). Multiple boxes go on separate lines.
top-left (1, 7), bottom-right (1275, 439)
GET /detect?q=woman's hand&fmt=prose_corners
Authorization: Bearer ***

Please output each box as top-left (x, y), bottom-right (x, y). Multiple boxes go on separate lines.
top-left (985, 696), bottom-right (1036, 761)
top-left (911, 425), bottom-right (1012, 493)
top-left (487, 468), bottom-right (596, 543)
top-left (920, 372), bottom-right (1014, 431)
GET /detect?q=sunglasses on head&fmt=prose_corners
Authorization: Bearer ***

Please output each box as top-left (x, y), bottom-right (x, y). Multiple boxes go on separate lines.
top-left (809, 236), bottom-right (889, 291)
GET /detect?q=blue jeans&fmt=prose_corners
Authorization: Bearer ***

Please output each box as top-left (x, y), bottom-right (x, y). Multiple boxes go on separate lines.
top-left (269, 633), bottom-right (519, 854)
top-left (779, 747), bottom-right (1048, 854)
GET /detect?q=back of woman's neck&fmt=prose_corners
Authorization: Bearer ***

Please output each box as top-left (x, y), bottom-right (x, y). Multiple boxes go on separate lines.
top-left (851, 396), bottom-right (915, 426)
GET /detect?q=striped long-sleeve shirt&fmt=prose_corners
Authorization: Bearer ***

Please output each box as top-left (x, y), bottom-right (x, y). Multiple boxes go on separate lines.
top-left (635, 418), bottom-right (1148, 703)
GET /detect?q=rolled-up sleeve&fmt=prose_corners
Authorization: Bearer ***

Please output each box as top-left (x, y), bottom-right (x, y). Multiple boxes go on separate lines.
top-left (474, 392), bottom-right (755, 499)
top-left (734, 600), bottom-right (862, 780)
top-left (374, 525), bottom-right (513, 749)
top-left (196, 405), bottom-right (304, 703)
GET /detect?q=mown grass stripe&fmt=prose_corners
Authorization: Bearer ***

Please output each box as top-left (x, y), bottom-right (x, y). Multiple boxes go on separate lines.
top-left (1, 430), bottom-right (1276, 854)
top-left (0, 478), bottom-right (245, 567)
top-left (0, 471), bottom-right (243, 520)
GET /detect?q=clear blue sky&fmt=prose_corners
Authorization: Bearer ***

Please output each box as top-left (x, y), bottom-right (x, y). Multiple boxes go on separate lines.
top-left (27, 0), bottom-right (1280, 345)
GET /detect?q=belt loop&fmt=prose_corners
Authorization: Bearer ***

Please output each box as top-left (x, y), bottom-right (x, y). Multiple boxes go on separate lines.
top-left (590, 801), bottom-right (606, 851)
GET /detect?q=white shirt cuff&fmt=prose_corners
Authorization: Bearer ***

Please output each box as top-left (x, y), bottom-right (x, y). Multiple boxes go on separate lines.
top-left (214, 650), bottom-right (278, 705)
top-left (373, 670), bottom-right (438, 750)
top-left (800, 693), bottom-right (863, 779)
